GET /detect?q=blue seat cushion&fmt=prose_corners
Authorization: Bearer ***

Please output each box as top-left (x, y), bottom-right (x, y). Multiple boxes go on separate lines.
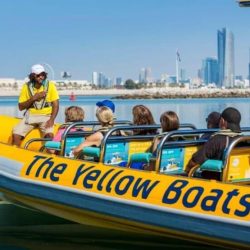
top-left (82, 147), bottom-right (100, 158)
top-left (45, 141), bottom-right (61, 150)
top-left (130, 153), bottom-right (152, 163)
top-left (129, 153), bottom-right (153, 170)
top-left (200, 159), bottom-right (223, 172)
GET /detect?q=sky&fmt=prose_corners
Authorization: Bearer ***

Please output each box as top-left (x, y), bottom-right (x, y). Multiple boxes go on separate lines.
top-left (0, 0), bottom-right (249, 81)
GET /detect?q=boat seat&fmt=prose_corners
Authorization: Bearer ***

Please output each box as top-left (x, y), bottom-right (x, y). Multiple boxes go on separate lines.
top-left (77, 146), bottom-right (101, 161)
top-left (188, 159), bottom-right (224, 180)
top-left (82, 147), bottom-right (100, 158)
top-left (45, 136), bottom-right (85, 158)
top-left (200, 159), bottom-right (223, 172)
top-left (128, 152), bottom-right (152, 169)
top-left (44, 141), bottom-right (61, 151)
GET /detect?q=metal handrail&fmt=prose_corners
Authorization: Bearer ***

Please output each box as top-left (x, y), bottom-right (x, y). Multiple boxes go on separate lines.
top-left (24, 137), bottom-right (52, 150)
top-left (60, 120), bottom-right (132, 156)
top-left (99, 123), bottom-right (197, 163)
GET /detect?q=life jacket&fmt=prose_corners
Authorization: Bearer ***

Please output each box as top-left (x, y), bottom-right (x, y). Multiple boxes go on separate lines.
top-left (27, 80), bottom-right (51, 110)
top-left (212, 129), bottom-right (241, 138)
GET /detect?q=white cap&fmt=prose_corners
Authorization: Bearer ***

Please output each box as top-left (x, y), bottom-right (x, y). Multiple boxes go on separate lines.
top-left (31, 64), bottom-right (45, 74)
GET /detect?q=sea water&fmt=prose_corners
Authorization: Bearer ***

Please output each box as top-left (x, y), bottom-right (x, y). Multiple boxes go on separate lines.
top-left (1, 95), bottom-right (250, 128)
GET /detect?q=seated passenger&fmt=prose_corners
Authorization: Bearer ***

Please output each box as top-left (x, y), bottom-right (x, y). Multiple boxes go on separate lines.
top-left (201, 111), bottom-right (221, 140)
top-left (73, 106), bottom-right (114, 157)
top-left (151, 111), bottom-right (180, 153)
top-left (53, 106), bottom-right (85, 142)
top-left (96, 99), bottom-right (115, 113)
top-left (185, 107), bottom-right (241, 178)
top-left (47, 106), bottom-right (85, 154)
top-left (132, 105), bottom-right (158, 135)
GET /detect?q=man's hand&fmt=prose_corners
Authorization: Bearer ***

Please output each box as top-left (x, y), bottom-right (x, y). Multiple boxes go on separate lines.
top-left (33, 91), bottom-right (47, 101)
top-left (45, 118), bottom-right (54, 129)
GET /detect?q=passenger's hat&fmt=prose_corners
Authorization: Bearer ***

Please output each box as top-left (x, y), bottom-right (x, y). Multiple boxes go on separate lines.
top-left (206, 112), bottom-right (221, 128)
top-left (221, 107), bottom-right (241, 132)
top-left (96, 100), bottom-right (115, 113)
top-left (31, 64), bottom-right (45, 74)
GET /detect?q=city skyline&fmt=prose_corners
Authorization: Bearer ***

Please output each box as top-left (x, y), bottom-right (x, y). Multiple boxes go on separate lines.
top-left (0, 0), bottom-right (249, 81)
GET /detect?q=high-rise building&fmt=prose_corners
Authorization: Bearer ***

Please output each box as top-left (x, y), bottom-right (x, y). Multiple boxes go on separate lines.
top-left (217, 28), bottom-right (235, 88)
top-left (180, 68), bottom-right (186, 83)
top-left (92, 72), bottom-right (98, 85)
top-left (145, 67), bottom-right (152, 83)
top-left (249, 49), bottom-right (250, 83)
top-left (98, 72), bottom-right (106, 88)
top-left (115, 77), bottom-right (122, 86)
top-left (139, 68), bottom-right (146, 83)
top-left (201, 58), bottom-right (218, 85)
top-left (139, 67), bottom-right (152, 83)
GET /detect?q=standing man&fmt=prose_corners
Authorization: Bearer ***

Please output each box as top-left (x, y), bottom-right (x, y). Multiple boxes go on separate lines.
top-left (12, 64), bottom-right (59, 146)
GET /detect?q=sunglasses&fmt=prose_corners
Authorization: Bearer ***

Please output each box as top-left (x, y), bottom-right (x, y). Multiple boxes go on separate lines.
top-left (35, 72), bottom-right (46, 78)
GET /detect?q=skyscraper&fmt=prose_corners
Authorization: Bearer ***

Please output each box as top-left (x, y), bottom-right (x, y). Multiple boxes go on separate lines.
top-left (217, 28), bottom-right (235, 88)
top-left (92, 72), bottom-right (98, 85)
top-left (201, 58), bottom-right (218, 85)
top-left (139, 67), bottom-right (152, 83)
top-left (249, 48), bottom-right (250, 84)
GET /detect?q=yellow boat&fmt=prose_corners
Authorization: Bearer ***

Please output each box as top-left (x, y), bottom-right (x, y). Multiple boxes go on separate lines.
top-left (0, 115), bottom-right (250, 249)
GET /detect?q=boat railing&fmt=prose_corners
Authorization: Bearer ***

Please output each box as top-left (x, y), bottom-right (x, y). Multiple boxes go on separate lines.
top-left (99, 123), bottom-right (196, 163)
top-left (154, 127), bottom-right (250, 174)
top-left (60, 120), bottom-right (132, 156)
top-left (24, 137), bottom-right (52, 150)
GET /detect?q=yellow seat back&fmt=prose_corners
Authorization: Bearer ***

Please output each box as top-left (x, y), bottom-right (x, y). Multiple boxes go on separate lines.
top-left (223, 147), bottom-right (250, 183)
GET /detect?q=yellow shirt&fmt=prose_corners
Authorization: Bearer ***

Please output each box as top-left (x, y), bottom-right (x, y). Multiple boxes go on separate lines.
top-left (19, 81), bottom-right (59, 115)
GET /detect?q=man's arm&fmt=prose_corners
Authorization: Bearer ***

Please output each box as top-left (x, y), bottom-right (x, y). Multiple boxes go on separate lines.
top-left (186, 159), bottom-right (199, 174)
top-left (45, 99), bottom-right (59, 128)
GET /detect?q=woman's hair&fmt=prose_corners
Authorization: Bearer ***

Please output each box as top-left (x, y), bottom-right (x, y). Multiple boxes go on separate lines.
top-left (65, 106), bottom-right (85, 122)
top-left (96, 106), bottom-right (114, 128)
top-left (132, 105), bottom-right (157, 135)
top-left (28, 72), bottom-right (47, 83)
top-left (160, 111), bottom-right (179, 132)
top-left (132, 105), bottom-right (156, 125)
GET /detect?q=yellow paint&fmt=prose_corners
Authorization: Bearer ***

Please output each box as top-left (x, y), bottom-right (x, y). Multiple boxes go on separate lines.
top-left (128, 141), bottom-right (152, 159)
top-left (1, 142), bottom-right (249, 222)
top-left (0, 115), bottom-right (60, 150)
top-left (183, 146), bottom-right (200, 171)
top-left (227, 148), bottom-right (250, 181)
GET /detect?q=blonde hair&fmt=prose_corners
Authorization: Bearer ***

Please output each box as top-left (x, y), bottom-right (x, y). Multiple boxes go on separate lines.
top-left (160, 111), bottom-right (179, 132)
top-left (65, 106), bottom-right (85, 122)
top-left (96, 106), bottom-right (114, 128)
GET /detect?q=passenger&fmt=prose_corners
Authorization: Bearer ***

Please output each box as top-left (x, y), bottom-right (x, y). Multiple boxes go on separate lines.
top-left (96, 99), bottom-right (115, 113)
top-left (151, 111), bottom-right (180, 153)
top-left (201, 111), bottom-right (221, 140)
top-left (73, 106), bottom-right (114, 156)
top-left (52, 106), bottom-right (85, 142)
top-left (132, 105), bottom-right (158, 135)
top-left (185, 107), bottom-right (241, 178)
top-left (12, 64), bottom-right (59, 146)
top-left (47, 106), bottom-right (85, 155)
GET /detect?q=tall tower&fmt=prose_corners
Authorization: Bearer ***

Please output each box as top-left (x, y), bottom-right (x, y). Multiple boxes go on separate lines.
top-left (139, 68), bottom-right (146, 83)
top-left (249, 48), bottom-right (250, 84)
top-left (217, 28), bottom-right (235, 88)
top-left (201, 58), bottom-right (218, 85)
top-left (92, 72), bottom-right (98, 85)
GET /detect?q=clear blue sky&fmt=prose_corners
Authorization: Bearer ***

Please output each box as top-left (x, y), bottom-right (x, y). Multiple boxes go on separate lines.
top-left (0, 0), bottom-right (249, 81)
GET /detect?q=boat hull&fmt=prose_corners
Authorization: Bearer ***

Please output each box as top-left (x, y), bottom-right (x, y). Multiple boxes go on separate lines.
top-left (0, 142), bottom-right (250, 249)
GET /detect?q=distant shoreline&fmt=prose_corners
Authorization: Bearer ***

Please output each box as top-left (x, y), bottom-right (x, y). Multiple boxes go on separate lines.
top-left (0, 87), bottom-right (250, 99)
